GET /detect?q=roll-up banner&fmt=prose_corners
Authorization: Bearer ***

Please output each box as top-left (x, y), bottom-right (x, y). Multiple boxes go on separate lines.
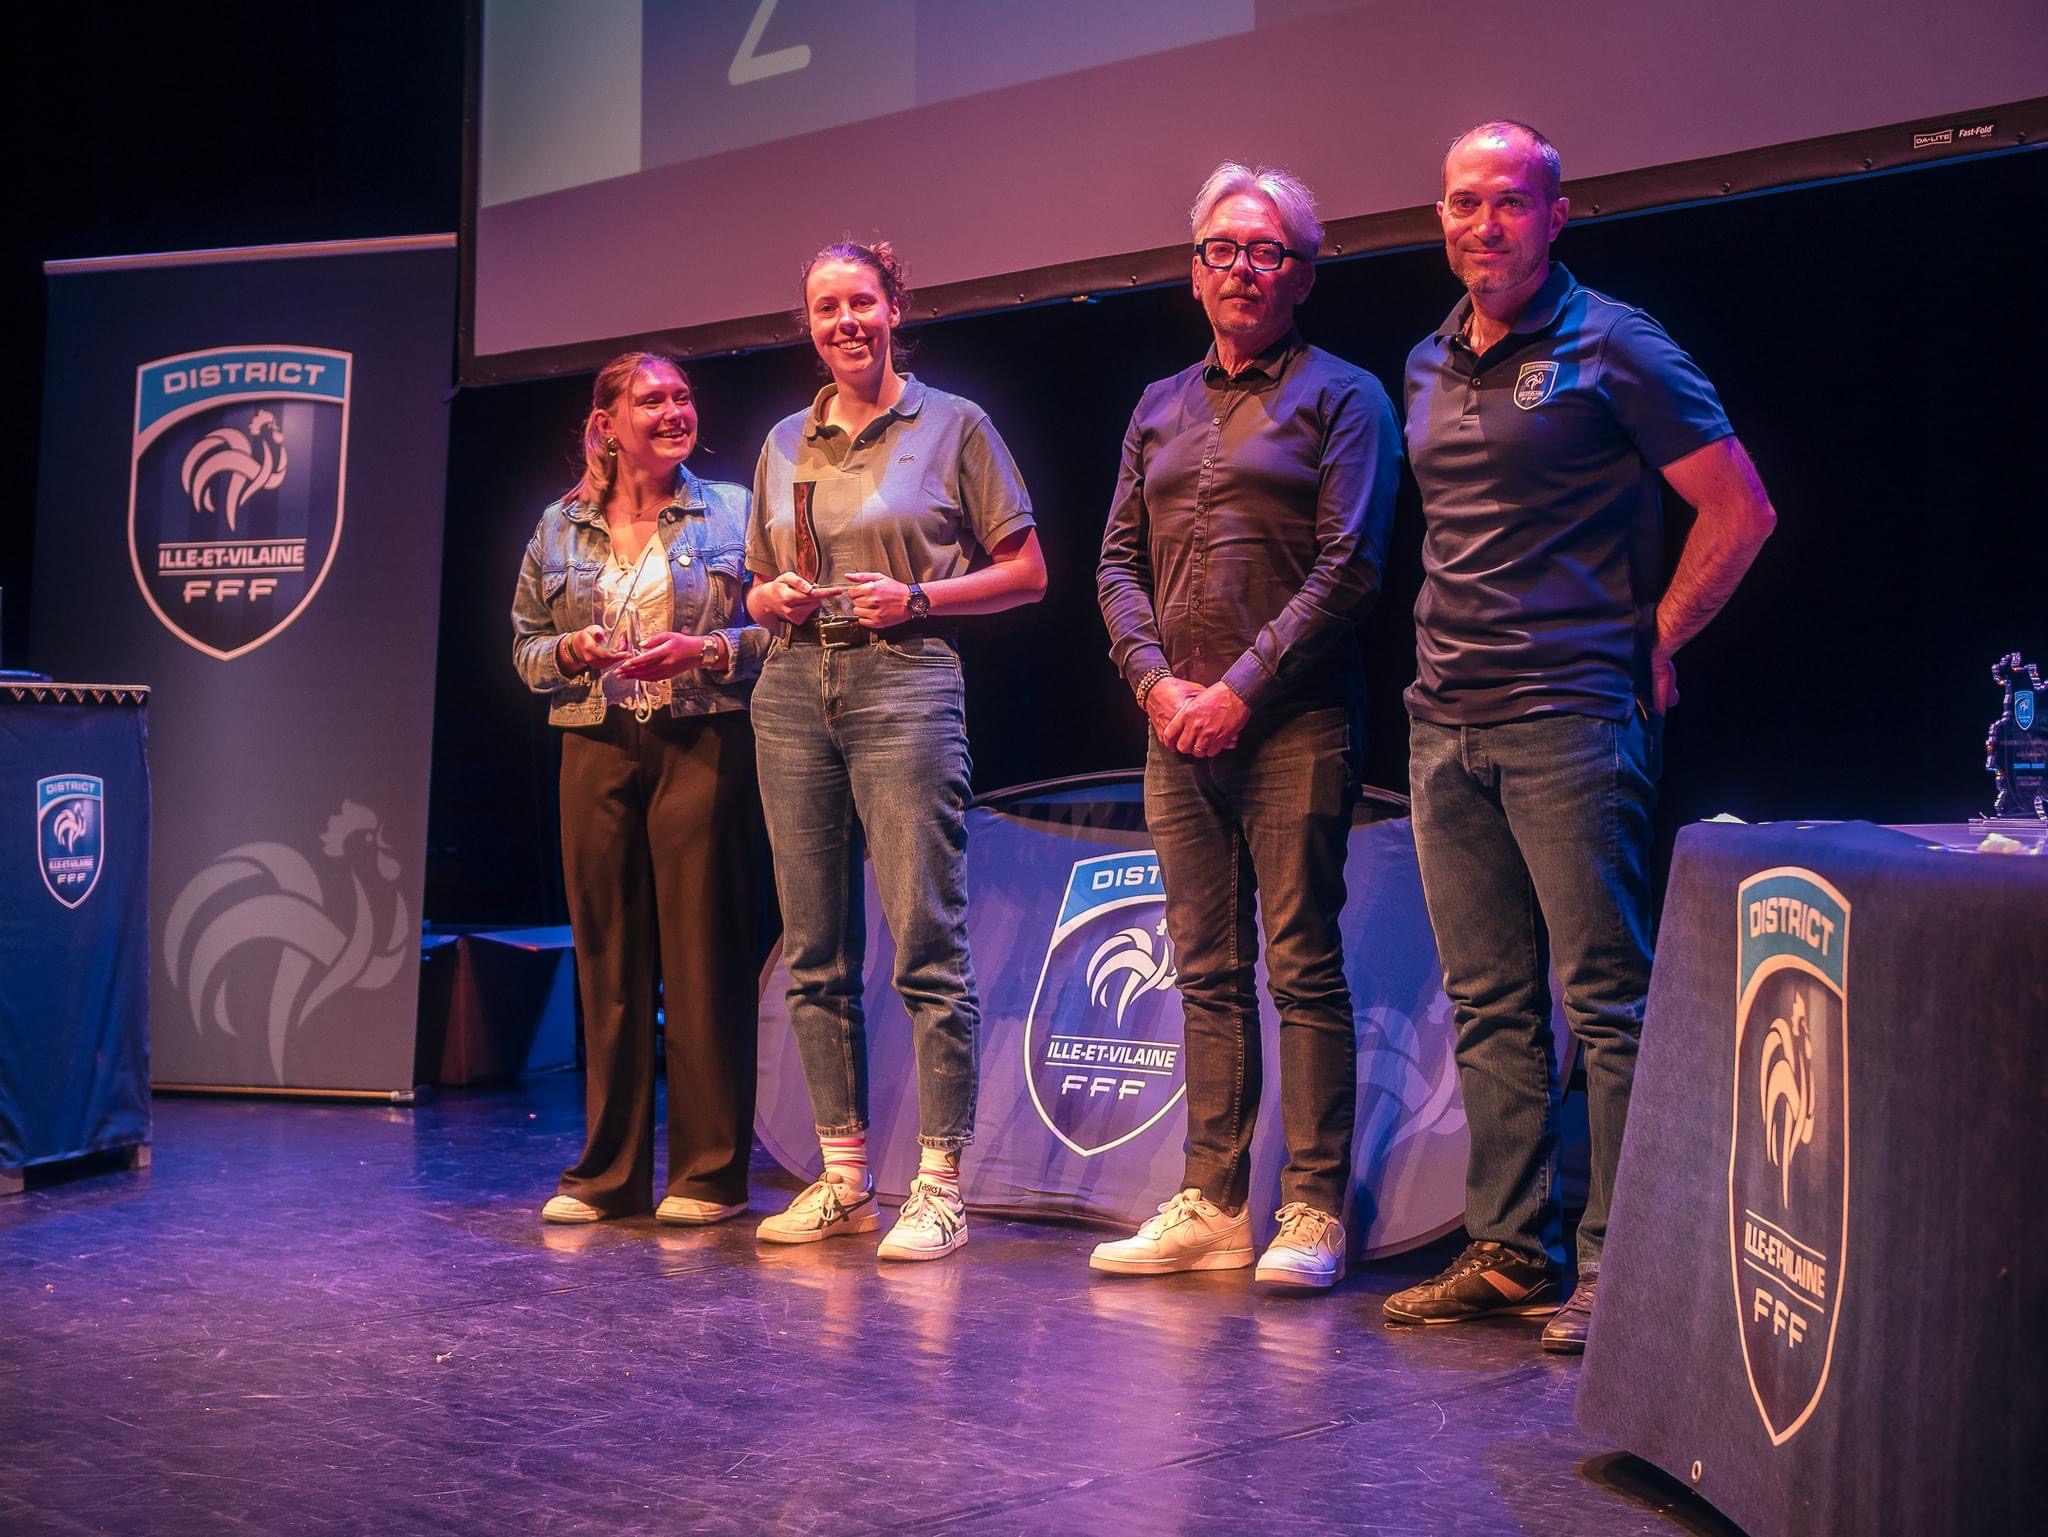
top-left (31, 236), bottom-right (455, 1096)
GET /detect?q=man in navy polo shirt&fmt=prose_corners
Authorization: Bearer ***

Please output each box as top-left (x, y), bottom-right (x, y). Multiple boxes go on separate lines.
top-left (1382, 121), bottom-right (1776, 1351)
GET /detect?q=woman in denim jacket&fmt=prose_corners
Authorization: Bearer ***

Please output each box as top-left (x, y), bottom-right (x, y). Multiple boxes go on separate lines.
top-left (511, 352), bottom-right (768, 1227)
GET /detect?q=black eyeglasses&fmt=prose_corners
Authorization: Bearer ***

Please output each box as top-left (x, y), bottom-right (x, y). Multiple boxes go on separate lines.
top-left (1196, 237), bottom-right (1309, 272)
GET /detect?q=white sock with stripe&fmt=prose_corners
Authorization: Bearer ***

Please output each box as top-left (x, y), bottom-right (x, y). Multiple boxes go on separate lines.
top-left (819, 1133), bottom-right (870, 1192)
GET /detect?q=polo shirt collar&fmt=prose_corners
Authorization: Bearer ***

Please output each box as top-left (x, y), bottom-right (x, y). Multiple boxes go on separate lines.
top-left (1204, 327), bottom-right (1302, 384)
top-left (803, 374), bottom-right (927, 440)
top-left (1434, 262), bottom-right (1580, 348)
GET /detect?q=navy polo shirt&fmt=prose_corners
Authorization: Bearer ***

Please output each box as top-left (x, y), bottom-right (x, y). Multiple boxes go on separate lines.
top-left (1403, 263), bottom-right (1732, 726)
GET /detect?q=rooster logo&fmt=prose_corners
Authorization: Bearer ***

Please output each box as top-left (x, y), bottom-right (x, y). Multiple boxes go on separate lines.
top-left (180, 408), bottom-right (288, 530)
top-left (1760, 990), bottom-right (1818, 1208)
top-left (1084, 921), bottom-right (1176, 1030)
top-left (51, 802), bottom-right (91, 851)
top-left (164, 800), bottom-right (410, 1082)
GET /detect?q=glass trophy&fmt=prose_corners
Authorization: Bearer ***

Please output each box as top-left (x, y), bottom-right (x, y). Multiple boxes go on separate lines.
top-left (1985, 652), bottom-right (2046, 819)
top-left (793, 479), bottom-right (861, 647)
top-left (600, 566), bottom-right (655, 722)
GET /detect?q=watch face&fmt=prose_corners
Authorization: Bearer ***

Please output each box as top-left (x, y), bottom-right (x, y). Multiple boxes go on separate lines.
top-left (908, 583), bottom-right (930, 619)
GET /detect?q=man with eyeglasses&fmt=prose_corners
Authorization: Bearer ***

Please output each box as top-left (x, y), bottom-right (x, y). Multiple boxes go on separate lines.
top-left (1383, 122), bottom-right (1775, 1350)
top-left (1093, 161), bottom-right (1400, 1290)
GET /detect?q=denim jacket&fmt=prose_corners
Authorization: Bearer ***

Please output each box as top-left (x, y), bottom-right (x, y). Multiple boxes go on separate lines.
top-left (510, 467), bottom-right (767, 726)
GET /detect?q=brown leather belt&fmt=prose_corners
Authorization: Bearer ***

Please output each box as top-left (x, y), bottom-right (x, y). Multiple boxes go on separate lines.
top-left (787, 618), bottom-right (958, 649)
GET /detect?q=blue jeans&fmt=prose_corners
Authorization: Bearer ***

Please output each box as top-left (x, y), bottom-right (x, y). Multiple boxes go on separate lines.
top-left (750, 634), bottom-right (979, 1151)
top-left (1145, 707), bottom-right (1362, 1216)
top-left (1407, 711), bottom-right (1661, 1274)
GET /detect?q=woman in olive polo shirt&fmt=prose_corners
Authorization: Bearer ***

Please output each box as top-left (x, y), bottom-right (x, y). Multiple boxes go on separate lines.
top-left (746, 240), bottom-right (1047, 1261)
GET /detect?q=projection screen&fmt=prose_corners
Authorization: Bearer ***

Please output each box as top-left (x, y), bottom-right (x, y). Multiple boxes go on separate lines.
top-left (464, 0), bottom-right (2047, 382)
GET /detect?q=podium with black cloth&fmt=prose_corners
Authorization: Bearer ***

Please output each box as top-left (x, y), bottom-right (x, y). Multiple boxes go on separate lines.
top-left (1577, 819), bottom-right (2048, 1537)
top-left (0, 683), bottom-right (152, 1193)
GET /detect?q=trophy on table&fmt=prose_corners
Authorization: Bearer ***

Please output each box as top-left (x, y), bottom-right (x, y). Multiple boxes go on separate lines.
top-left (1985, 652), bottom-right (2047, 819)
top-left (792, 479), bottom-right (862, 648)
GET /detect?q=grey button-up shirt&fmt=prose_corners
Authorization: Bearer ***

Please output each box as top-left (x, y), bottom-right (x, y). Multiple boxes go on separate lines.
top-left (1097, 330), bottom-right (1401, 716)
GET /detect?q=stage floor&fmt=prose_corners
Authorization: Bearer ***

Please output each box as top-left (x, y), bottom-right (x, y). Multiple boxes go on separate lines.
top-left (0, 1075), bottom-right (1740, 1536)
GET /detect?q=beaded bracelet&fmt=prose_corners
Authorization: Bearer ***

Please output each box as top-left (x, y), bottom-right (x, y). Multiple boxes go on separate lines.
top-left (1135, 666), bottom-right (1173, 708)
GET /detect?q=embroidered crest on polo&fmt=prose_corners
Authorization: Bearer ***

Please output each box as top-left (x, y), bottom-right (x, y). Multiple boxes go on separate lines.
top-left (1729, 866), bottom-right (1851, 1447)
top-left (37, 775), bottom-right (105, 909)
top-left (1022, 850), bottom-right (1187, 1157)
top-left (128, 345), bottom-right (352, 661)
top-left (1513, 360), bottom-right (1559, 409)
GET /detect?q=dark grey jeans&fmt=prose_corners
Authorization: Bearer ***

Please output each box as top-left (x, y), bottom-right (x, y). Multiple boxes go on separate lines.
top-left (1407, 710), bottom-right (1662, 1275)
top-left (1144, 706), bottom-right (1362, 1217)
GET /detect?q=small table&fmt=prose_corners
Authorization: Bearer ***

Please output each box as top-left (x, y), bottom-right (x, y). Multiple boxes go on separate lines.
top-left (1577, 819), bottom-right (2048, 1537)
top-left (0, 683), bottom-right (153, 1193)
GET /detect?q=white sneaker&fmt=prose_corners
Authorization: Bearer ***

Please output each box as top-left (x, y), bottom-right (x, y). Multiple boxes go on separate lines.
top-left (755, 1175), bottom-right (880, 1245)
top-left (1089, 1188), bottom-right (1253, 1275)
top-left (877, 1178), bottom-right (969, 1261)
top-left (655, 1195), bottom-right (748, 1226)
top-left (541, 1194), bottom-right (604, 1224)
top-left (1255, 1203), bottom-right (1346, 1289)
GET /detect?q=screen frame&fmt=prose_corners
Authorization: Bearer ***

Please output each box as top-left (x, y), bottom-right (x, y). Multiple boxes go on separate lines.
top-left (456, 6), bottom-right (2044, 387)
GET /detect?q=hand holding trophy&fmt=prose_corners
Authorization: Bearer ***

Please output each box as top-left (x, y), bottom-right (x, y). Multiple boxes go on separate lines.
top-left (793, 480), bottom-right (861, 648)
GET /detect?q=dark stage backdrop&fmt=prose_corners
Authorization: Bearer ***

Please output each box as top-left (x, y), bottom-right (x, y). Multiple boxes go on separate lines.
top-left (432, 148), bottom-right (2046, 925)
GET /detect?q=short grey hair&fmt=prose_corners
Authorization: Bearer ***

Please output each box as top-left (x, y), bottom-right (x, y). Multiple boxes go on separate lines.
top-left (1444, 120), bottom-right (1563, 201)
top-left (1189, 161), bottom-right (1324, 259)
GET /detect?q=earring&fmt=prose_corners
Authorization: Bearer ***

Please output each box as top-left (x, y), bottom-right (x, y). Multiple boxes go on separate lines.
top-left (604, 436), bottom-right (618, 457)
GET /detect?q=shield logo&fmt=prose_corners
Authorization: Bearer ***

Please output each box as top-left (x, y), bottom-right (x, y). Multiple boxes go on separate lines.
top-left (1513, 360), bottom-right (1559, 409)
top-left (1022, 850), bottom-right (1187, 1157)
top-left (129, 345), bottom-right (351, 661)
top-left (2018, 690), bottom-right (2036, 731)
top-left (37, 774), bottom-right (105, 909)
top-left (1729, 867), bottom-right (1851, 1446)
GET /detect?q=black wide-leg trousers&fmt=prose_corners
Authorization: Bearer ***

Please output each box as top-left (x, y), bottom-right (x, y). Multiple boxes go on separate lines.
top-left (555, 709), bottom-right (759, 1213)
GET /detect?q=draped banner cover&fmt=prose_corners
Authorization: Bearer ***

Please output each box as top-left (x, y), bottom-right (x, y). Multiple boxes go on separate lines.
top-left (757, 783), bottom-right (1572, 1257)
top-left (33, 239), bottom-right (454, 1093)
top-left (0, 688), bottom-right (151, 1170)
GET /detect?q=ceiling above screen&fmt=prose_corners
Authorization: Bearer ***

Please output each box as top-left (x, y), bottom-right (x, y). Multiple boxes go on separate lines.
top-left (463, 0), bottom-right (2047, 383)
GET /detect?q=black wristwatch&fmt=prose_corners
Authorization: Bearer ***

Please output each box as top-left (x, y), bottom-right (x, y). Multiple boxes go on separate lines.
top-left (905, 582), bottom-right (931, 621)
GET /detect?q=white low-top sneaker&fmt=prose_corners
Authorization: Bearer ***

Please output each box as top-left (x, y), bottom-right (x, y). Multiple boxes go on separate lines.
top-left (540, 1194), bottom-right (605, 1224)
top-left (877, 1178), bottom-right (969, 1261)
top-left (1089, 1188), bottom-right (1253, 1275)
top-left (655, 1195), bottom-right (748, 1226)
top-left (755, 1176), bottom-right (880, 1244)
top-left (1254, 1203), bottom-right (1346, 1289)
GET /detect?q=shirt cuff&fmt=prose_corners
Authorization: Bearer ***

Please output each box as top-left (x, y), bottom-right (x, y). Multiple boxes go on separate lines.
top-left (1123, 645), bottom-right (1172, 698)
top-left (1222, 652), bottom-right (1271, 712)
